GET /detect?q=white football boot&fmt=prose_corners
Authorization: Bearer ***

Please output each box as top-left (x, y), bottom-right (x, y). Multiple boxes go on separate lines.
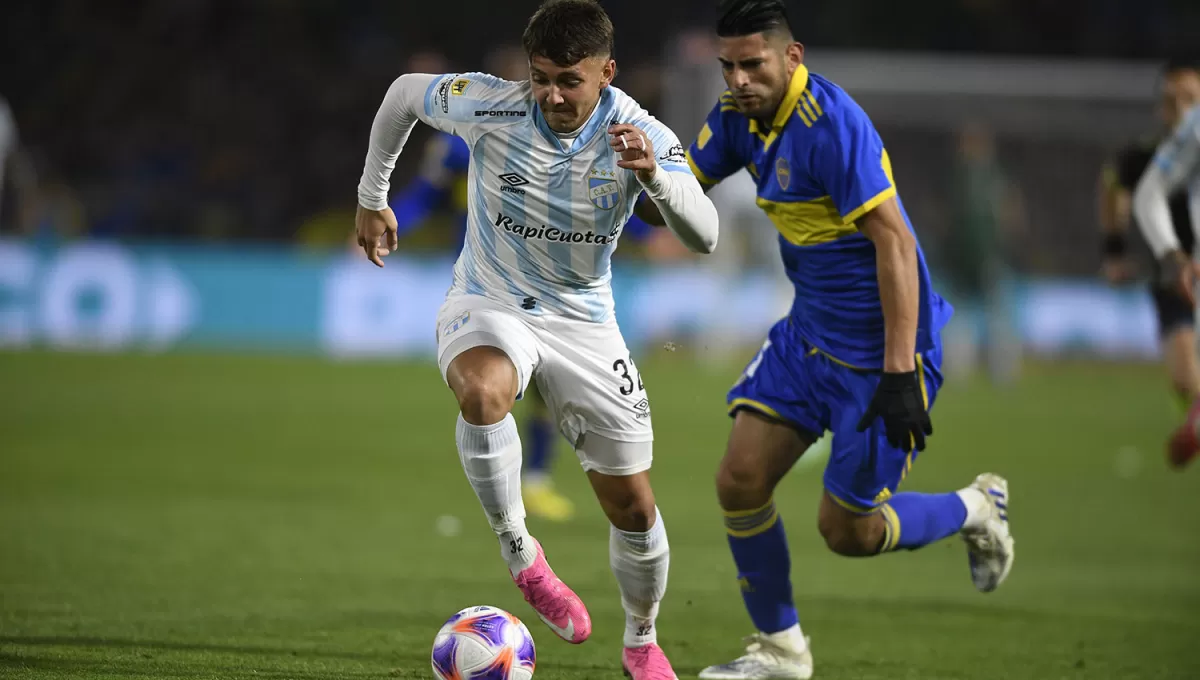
top-left (698, 634), bottom-right (813, 679)
top-left (962, 473), bottom-right (1015, 592)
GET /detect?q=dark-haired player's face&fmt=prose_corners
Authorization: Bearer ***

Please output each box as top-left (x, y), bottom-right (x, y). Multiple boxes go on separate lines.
top-left (530, 55), bottom-right (616, 133)
top-left (718, 33), bottom-right (803, 120)
top-left (1160, 70), bottom-right (1200, 130)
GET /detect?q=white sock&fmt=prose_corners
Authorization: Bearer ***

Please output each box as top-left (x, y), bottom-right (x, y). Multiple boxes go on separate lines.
top-left (456, 413), bottom-right (536, 576)
top-left (609, 507), bottom-right (669, 648)
top-left (764, 623), bottom-right (808, 655)
top-left (956, 487), bottom-right (990, 531)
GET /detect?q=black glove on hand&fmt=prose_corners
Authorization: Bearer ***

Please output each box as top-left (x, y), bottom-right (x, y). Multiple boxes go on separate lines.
top-left (856, 370), bottom-right (933, 453)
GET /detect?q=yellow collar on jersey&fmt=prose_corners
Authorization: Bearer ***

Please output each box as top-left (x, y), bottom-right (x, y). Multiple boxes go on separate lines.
top-left (747, 64), bottom-right (810, 150)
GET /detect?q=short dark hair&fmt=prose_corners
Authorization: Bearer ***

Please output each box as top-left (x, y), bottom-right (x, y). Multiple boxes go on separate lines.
top-left (716, 0), bottom-right (793, 39)
top-left (1163, 54), bottom-right (1200, 77)
top-left (522, 0), bottom-right (614, 67)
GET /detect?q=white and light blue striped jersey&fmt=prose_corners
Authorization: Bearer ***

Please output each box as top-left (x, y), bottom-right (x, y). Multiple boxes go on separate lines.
top-left (415, 72), bottom-right (693, 322)
top-left (1152, 105), bottom-right (1200, 231)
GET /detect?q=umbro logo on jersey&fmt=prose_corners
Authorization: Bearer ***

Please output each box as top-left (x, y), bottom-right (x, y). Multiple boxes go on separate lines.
top-left (499, 173), bottom-right (529, 196)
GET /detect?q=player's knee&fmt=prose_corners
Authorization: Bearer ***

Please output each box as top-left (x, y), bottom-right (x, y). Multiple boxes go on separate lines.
top-left (609, 500), bottom-right (655, 533)
top-left (715, 454), bottom-right (772, 511)
top-left (590, 470), bottom-right (656, 532)
top-left (448, 347), bottom-right (518, 425)
top-left (456, 381), bottom-right (514, 425)
top-left (817, 512), bottom-right (885, 557)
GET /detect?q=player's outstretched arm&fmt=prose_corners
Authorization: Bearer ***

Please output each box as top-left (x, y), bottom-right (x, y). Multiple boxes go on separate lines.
top-left (609, 123), bottom-right (718, 254)
top-left (856, 197), bottom-right (932, 453)
top-left (355, 73), bottom-right (439, 266)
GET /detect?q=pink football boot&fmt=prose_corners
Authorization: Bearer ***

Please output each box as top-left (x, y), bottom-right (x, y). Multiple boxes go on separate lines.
top-left (511, 539), bottom-right (591, 644)
top-left (622, 643), bottom-right (679, 680)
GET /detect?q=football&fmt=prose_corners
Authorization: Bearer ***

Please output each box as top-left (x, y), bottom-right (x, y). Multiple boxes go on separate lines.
top-left (431, 605), bottom-right (537, 680)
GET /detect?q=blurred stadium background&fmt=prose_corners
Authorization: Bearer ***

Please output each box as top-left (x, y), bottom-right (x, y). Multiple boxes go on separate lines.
top-left (2, 1), bottom-right (1199, 678)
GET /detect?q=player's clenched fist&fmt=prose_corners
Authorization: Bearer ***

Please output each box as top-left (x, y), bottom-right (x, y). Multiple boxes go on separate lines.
top-left (608, 123), bottom-right (656, 184)
top-left (355, 205), bottom-right (399, 268)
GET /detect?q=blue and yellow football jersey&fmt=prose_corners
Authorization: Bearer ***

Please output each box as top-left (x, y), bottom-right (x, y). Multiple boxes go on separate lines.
top-left (692, 65), bottom-right (955, 512)
top-left (687, 64), bottom-right (952, 369)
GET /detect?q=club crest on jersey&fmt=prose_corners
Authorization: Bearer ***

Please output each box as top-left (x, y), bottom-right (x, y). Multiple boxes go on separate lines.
top-left (588, 168), bottom-right (620, 210)
top-left (442, 311), bottom-right (470, 337)
top-left (775, 157), bottom-right (791, 191)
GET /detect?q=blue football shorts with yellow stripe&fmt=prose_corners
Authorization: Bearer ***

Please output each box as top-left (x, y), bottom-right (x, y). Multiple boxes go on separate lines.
top-left (728, 316), bottom-right (943, 512)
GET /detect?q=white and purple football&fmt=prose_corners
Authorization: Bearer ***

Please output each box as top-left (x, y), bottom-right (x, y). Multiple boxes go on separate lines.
top-left (431, 605), bottom-right (536, 680)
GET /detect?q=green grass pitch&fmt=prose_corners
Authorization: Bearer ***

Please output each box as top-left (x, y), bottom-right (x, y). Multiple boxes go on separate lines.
top-left (1, 350), bottom-right (1198, 679)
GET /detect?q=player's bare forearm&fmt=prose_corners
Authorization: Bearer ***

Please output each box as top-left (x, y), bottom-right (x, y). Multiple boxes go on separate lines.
top-left (859, 198), bottom-right (918, 373)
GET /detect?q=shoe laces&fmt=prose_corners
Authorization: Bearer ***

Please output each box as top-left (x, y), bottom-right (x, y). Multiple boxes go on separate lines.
top-left (517, 571), bottom-right (568, 616)
top-left (737, 633), bottom-right (803, 665)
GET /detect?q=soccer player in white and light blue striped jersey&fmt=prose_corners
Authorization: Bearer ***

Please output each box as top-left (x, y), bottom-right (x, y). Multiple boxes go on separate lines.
top-left (1134, 90), bottom-right (1200, 469)
top-left (354, 2), bottom-right (718, 677)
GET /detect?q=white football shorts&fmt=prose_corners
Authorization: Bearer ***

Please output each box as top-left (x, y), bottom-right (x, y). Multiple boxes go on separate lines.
top-left (436, 294), bottom-right (653, 475)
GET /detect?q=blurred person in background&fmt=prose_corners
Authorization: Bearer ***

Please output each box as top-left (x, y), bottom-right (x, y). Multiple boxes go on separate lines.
top-left (298, 51), bottom-right (458, 253)
top-left (0, 96), bottom-right (66, 244)
top-left (0, 94), bottom-right (18, 231)
top-left (1099, 58), bottom-right (1200, 425)
top-left (1130, 56), bottom-right (1200, 470)
top-left (940, 121), bottom-right (1025, 386)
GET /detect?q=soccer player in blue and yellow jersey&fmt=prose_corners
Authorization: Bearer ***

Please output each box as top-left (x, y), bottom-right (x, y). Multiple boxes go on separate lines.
top-left (641, 2), bottom-right (1016, 677)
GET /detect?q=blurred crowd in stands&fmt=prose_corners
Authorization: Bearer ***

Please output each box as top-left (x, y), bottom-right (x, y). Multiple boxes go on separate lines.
top-left (0, 0), bottom-right (1191, 254)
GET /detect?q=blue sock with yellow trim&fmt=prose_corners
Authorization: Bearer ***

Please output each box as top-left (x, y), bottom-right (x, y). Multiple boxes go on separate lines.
top-left (524, 414), bottom-right (553, 477)
top-left (879, 492), bottom-right (967, 552)
top-left (724, 500), bottom-right (798, 633)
